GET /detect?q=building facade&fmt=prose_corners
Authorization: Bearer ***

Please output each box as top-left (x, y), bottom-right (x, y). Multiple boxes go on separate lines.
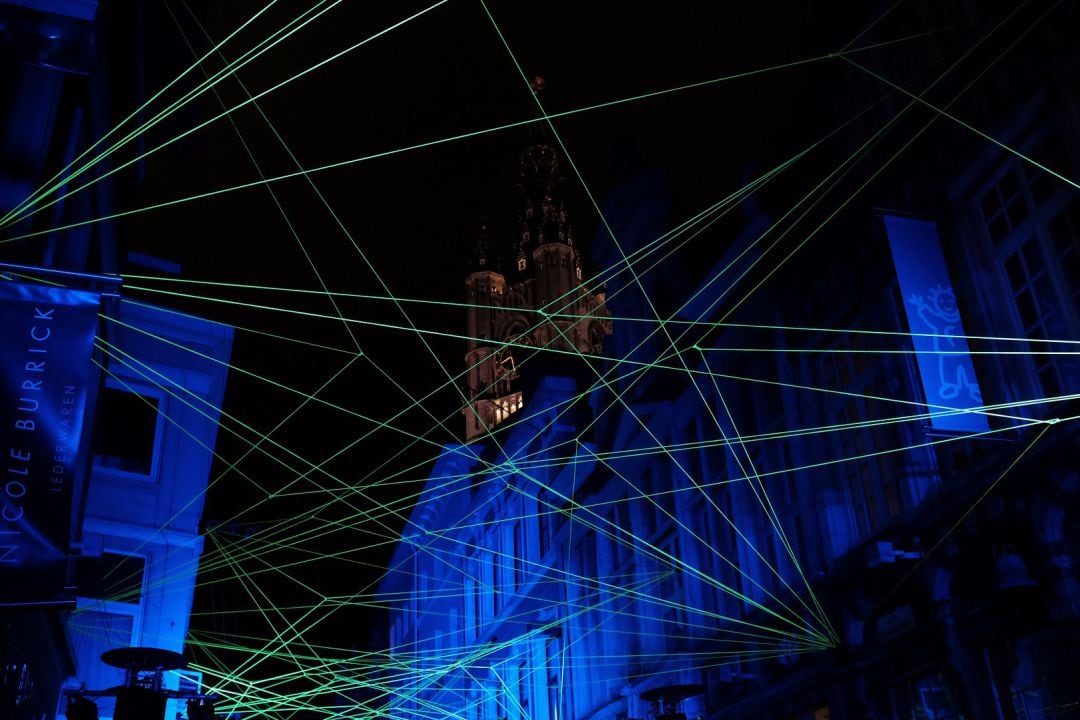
top-left (0, 3), bottom-right (233, 719)
top-left (58, 298), bottom-right (233, 720)
top-left (379, 3), bottom-right (1080, 719)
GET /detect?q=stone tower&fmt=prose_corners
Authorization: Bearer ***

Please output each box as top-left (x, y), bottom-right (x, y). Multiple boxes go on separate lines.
top-left (463, 80), bottom-right (612, 441)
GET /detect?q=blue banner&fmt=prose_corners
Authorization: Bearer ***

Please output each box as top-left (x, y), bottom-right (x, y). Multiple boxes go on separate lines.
top-left (0, 281), bottom-right (99, 602)
top-left (883, 215), bottom-right (989, 433)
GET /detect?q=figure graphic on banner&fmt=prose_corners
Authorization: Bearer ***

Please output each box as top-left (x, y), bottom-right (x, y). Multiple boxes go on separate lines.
top-left (908, 284), bottom-right (982, 402)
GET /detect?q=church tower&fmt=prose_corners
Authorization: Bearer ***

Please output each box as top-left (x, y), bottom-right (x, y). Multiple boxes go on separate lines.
top-left (463, 78), bottom-right (612, 441)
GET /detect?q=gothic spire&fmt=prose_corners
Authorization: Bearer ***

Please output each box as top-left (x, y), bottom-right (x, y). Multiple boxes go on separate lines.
top-left (468, 218), bottom-right (495, 273)
top-left (510, 75), bottom-right (578, 272)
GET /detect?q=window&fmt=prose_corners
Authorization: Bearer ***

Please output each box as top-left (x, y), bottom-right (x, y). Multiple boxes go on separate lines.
top-left (844, 427), bottom-right (900, 539)
top-left (544, 634), bottom-right (561, 683)
top-left (574, 532), bottom-right (598, 591)
top-left (656, 533), bottom-right (683, 599)
top-left (794, 514), bottom-right (807, 567)
top-left (661, 605), bottom-right (679, 653)
top-left (981, 168), bottom-right (1029, 246)
top-left (538, 490), bottom-right (553, 558)
top-left (90, 384), bottom-right (162, 476)
top-left (978, 123), bottom-right (1080, 403)
top-left (76, 551), bottom-right (145, 604)
top-left (547, 682), bottom-right (560, 720)
top-left (782, 441), bottom-right (797, 503)
top-left (718, 491), bottom-right (742, 609)
top-left (612, 499), bottom-right (632, 570)
top-left (824, 339), bottom-right (904, 539)
top-left (490, 550), bottom-right (501, 616)
top-left (491, 392), bottom-right (524, 425)
top-left (656, 531), bottom-right (687, 651)
top-left (469, 559), bottom-right (483, 636)
top-left (517, 659), bottom-right (530, 718)
top-left (639, 463), bottom-right (675, 538)
top-left (1002, 210), bottom-right (1080, 401)
top-left (497, 682), bottom-right (508, 720)
top-left (1048, 196), bottom-right (1080, 306)
top-left (637, 465), bottom-right (658, 539)
top-left (512, 520), bottom-right (525, 590)
top-left (765, 535), bottom-right (778, 581)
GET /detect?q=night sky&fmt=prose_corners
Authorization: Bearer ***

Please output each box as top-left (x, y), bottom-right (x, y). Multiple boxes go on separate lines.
top-left (118, 0), bottom-right (851, 524)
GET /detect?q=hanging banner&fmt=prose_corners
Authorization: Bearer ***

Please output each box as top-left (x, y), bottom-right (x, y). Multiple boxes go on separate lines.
top-left (0, 281), bottom-right (99, 602)
top-left (883, 214), bottom-right (989, 433)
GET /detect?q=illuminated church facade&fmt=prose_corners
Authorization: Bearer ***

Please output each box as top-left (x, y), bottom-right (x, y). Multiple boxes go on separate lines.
top-left (378, 4), bottom-right (1080, 719)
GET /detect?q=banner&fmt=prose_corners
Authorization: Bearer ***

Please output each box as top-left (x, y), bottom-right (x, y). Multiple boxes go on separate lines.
top-left (0, 281), bottom-right (99, 602)
top-left (883, 215), bottom-right (989, 433)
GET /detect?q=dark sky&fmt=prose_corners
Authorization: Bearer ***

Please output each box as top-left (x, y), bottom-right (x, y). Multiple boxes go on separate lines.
top-left (132, 0), bottom-right (835, 290)
top-left (115, 0), bottom-right (852, 523)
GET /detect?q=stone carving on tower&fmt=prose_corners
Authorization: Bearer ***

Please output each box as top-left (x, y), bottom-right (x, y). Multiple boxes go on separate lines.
top-left (463, 78), bottom-right (612, 441)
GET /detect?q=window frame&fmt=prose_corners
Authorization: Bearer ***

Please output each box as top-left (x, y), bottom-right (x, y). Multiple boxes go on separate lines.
top-left (90, 375), bottom-right (166, 481)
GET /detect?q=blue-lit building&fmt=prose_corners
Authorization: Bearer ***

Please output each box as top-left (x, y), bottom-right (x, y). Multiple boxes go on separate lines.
top-left (0, 3), bottom-right (232, 719)
top-left (378, 3), bottom-right (1080, 719)
top-left (1, 280), bottom-right (233, 720)
top-left (58, 298), bottom-right (233, 720)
